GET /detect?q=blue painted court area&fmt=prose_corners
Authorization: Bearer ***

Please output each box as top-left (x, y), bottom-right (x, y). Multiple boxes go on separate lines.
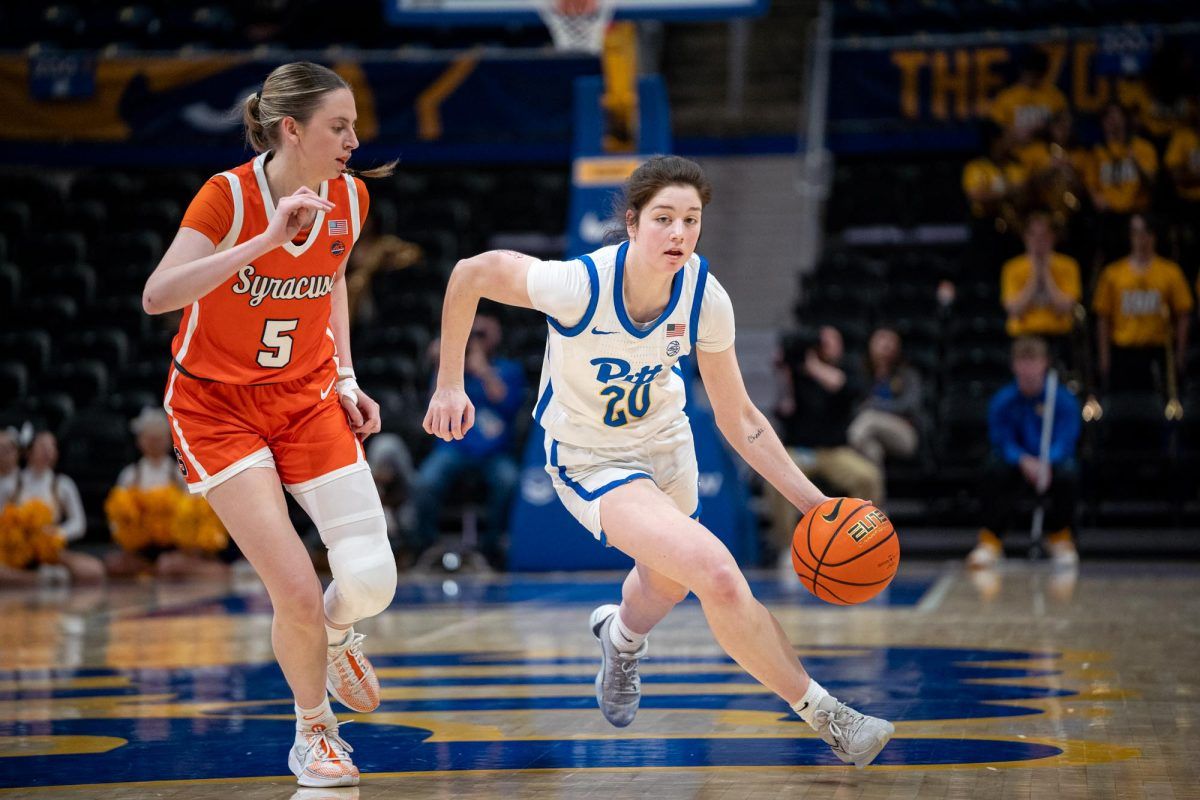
top-left (140, 571), bottom-right (936, 618)
top-left (0, 716), bottom-right (1063, 786)
top-left (0, 644), bottom-right (1071, 788)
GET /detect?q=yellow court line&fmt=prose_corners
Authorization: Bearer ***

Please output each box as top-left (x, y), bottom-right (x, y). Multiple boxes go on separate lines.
top-left (0, 734), bottom-right (1142, 795)
top-left (0, 735), bottom-right (126, 758)
top-left (0, 676), bottom-right (130, 693)
top-left (375, 662), bottom-right (757, 679)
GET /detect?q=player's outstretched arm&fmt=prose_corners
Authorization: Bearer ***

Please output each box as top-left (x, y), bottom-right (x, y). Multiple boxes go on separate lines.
top-left (423, 250), bottom-right (537, 442)
top-left (696, 344), bottom-right (828, 516)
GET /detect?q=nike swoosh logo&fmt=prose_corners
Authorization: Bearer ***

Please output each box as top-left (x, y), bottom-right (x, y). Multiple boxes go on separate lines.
top-left (591, 327), bottom-right (616, 335)
top-left (320, 377), bottom-right (337, 400)
top-left (620, 633), bottom-right (634, 643)
top-left (821, 498), bottom-right (845, 524)
top-left (798, 701), bottom-right (809, 712)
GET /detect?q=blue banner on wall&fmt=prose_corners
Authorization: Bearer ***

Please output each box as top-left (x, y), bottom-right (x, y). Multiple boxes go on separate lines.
top-left (0, 54), bottom-right (598, 165)
top-left (827, 24), bottom-right (1200, 153)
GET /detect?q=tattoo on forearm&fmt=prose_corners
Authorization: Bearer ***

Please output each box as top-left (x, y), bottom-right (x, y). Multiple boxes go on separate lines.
top-left (747, 426), bottom-right (766, 444)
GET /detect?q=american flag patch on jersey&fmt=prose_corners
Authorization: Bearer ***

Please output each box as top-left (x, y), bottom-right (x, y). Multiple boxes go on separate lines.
top-left (327, 219), bottom-right (349, 236)
top-left (666, 323), bottom-right (686, 338)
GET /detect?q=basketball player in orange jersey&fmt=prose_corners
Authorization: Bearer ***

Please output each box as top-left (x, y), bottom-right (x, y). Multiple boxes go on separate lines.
top-left (424, 156), bottom-right (895, 768)
top-left (142, 62), bottom-right (397, 788)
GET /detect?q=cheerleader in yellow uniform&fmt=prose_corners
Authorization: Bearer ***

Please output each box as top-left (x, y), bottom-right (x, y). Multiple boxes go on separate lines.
top-left (104, 409), bottom-right (232, 580)
top-left (0, 430), bottom-right (105, 586)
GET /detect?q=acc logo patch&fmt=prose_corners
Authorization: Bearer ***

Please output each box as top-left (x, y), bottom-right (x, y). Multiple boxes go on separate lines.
top-left (330, 239), bottom-right (346, 256)
top-left (666, 340), bottom-right (680, 357)
top-left (173, 446), bottom-right (188, 478)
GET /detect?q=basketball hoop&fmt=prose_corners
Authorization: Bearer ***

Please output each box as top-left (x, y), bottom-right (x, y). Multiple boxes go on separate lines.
top-left (536, 0), bottom-right (617, 55)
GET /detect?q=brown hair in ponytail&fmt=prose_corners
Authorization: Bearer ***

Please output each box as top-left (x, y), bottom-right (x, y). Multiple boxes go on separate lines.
top-left (242, 61), bottom-right (395, 177)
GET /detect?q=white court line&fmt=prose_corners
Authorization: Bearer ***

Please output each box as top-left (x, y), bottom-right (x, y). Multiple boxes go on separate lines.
top-left (915, 565), bottom-right (958, 612)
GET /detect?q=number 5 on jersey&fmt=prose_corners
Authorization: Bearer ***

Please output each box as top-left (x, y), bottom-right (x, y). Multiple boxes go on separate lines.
top-left (258, 319), bottom-right (299, 368)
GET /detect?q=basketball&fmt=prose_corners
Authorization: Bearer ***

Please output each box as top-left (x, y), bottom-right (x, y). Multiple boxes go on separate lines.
top-left (791, 497), bottom-right (900, 605)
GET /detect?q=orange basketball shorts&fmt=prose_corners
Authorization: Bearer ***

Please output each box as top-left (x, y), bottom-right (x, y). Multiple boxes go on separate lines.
top-left (163, 360), bottom-right (365, 495)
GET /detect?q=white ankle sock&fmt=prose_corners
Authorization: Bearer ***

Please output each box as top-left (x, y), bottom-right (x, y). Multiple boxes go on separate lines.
top-left (791, 678), bottom-right (832, 727)
top-left (608, 610), bottom-right (647, 653)
top-left (295, 698), bottom-right (336, 733)
top-left (327, 625), bottom-right (352, 647)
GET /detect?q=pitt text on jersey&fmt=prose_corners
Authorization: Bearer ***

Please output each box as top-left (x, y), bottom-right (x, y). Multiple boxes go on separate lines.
top-left (592, 357), bottom-right (662, 427)
top-left (230, 265), bottom-right (335, 307)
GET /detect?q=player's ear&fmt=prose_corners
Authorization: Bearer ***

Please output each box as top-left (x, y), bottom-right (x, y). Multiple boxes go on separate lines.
top-left (626, 209), bottom-right (637, 241)
top-left (280, 116), bottom-right (300, 145)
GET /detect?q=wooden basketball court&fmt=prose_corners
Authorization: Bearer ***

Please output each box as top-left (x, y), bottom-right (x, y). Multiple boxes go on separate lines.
top-left (1, 559), bottom-right (1196, 799)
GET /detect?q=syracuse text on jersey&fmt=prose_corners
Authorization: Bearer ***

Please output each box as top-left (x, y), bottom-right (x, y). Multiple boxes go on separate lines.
top-left (230, 265), bottom-right (336, 307)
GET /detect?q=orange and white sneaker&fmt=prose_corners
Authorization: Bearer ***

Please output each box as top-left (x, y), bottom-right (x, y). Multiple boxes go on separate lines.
top-left (288, 722), bottom-right (359, 787)
top-left (326, 631), bottom-right (381, 713)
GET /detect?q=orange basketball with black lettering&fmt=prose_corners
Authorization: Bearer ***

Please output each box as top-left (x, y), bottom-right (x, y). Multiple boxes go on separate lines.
top-left (791, 497), bottom-right (899, 605)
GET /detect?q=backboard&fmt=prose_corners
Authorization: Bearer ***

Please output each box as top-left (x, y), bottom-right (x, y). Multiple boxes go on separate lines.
top-left (385, 0), bottom-right (769, 26)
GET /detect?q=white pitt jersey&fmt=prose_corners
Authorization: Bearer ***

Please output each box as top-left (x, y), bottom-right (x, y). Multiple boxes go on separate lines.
top-left (525, 241), bottom-right (735, 450)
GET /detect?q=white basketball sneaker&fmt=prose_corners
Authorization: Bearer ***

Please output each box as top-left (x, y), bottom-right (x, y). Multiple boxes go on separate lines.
top-left (589, 604), bottom-right (647, 728)
top-left (288, 722), bottom-right (359, 787)
top-left (811, 697), bottom-right (895, 768)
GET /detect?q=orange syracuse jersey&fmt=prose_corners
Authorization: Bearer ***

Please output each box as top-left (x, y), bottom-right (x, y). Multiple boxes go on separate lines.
top-left (173, 152), bottom-right (369, 385)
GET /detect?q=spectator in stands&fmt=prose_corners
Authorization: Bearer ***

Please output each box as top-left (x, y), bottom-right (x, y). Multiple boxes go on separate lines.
top-left (1092, 213), bottom-right (1193, 395)
top-left (771, 326), bottom-right (883, 548)
top-left (1029, 111), bottom-right (1091, 226)
top-left (967, 336), bottom-right (1081, 569)
top-left (1087, 102), bottom-right (1158, 263)
top-left (988, 49), bottom-right (1066, 146)
top-left (1165, 96), bottom-right (1200, 281)
top-left (1001, 212), bottom-right (1082, 358)
top-left (415, 312), bottom-right (524, 567)
top-left (962, 121), bottom-right (1027, 244)
top-left (344, 214), bottom-right (423, 325)
top-left (848, 326), bottom-right (924, 492)
top-left (0, 431), bottom-right (105, 585)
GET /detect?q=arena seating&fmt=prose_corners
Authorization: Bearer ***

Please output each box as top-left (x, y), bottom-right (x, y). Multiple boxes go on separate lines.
top-left (0, 164), bottom-right (567, 535)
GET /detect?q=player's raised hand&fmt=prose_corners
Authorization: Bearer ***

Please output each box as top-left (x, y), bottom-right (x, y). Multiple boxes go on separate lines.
top-left (423, 387), bottom-right (475, 442)
top-left (263, 186), bottom-right (335, 248)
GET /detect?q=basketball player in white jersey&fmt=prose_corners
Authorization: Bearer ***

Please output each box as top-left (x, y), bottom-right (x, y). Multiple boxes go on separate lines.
top-left (424, 156), bottom-right (895, 767)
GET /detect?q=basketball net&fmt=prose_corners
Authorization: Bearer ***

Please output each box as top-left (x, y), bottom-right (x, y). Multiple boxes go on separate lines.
top-left (536, 0), bottom-right (617, 55)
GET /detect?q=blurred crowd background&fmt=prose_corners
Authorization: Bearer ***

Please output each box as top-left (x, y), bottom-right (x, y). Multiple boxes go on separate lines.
top-left (1, 0), bottom-right (1198, 583)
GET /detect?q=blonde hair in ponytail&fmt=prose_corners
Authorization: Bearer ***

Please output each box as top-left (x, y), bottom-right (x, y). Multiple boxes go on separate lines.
top-left (242, 61), bottom-right (396, 177)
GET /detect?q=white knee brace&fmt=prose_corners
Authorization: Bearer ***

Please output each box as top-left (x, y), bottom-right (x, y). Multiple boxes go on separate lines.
top-left (291, 466), bottom-right (397, 625)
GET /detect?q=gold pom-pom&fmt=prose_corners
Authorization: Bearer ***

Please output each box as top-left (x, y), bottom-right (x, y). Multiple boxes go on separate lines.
top-left (174, 495), bottom-right (229, 554)
top-left (105, 485), bottom-right (228, 556)
top-left (142, 486), bottom-right (182, 549)
top-left (106, 487), bottom-right (147, 552)
top-left (0, 500), bottom-right (64, 568)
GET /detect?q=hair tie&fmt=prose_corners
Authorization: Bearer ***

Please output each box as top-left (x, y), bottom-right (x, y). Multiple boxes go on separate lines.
top-left (254, 91), bottom-right (261, 101)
